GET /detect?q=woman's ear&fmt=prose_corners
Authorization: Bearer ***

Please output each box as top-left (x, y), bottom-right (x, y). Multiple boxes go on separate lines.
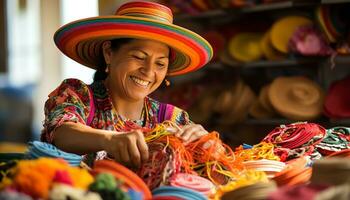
top-left (102, 41), bottom-right (112, 64)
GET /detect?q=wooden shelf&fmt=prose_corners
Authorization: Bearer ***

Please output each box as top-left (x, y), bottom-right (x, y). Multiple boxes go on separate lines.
top-left (238, 118), bottom-right (350, 126)
top-left (321, 0), bottom-right (350, 4)
top-left (174, 0), bottom-right (350, 22)
top-left (220, 57), bottom-right (324, 68)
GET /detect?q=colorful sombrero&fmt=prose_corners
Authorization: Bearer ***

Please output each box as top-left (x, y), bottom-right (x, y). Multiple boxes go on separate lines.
top-left (54, 1), bottom-right (213, 76)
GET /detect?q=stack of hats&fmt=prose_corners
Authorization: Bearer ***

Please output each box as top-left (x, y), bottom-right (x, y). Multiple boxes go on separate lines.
top-left (250, 76), bottom-right (325, 121)
top-left (311, 158), bottom-right (350, 186)
top-left (324, 75), bottom-right (350, 119)
top-left (26, 141), bottom-right (82, 167)
top-left (214, 79), bottom-right (256, 124)
top-left (221, 181), bottom-right (277, 200)
top-left (169, 173), bottom-right (215, 197)
top-left (243, 159), bottom-right (285, 178)
top-left (249, 85), bottom-right (277, 119)
top-left (91, 160), bottom-right (152, 199)
top-left (152, 186), bottom-right (207, 200)
top-left (272, 156), bottom-right (312, 186)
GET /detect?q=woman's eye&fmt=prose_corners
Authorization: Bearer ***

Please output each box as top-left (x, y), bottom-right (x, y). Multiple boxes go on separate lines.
top-left (157, 62), bottom-right (165, 67)
top-left (132, 55), bottom-right (144, 60)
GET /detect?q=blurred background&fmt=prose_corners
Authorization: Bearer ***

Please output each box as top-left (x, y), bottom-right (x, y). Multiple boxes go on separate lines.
top-left (0, 0), bottom-right (350, 150)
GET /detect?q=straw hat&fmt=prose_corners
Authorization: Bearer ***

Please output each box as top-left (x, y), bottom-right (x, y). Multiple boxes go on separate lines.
top-left (220, 80), bottom-right (256, 124)
top-left (270, 16), bottom-right (312, 53)
top-left (249, 85), bottom-right (277, 119)
top-left (54, 1), bottom-right (213, 76)
top-left (260, 31), bottom-right (286, 61)
top-left (268, 76), bottom-right (324, 120)
top-left (228, 33), bottom-right (264, 62)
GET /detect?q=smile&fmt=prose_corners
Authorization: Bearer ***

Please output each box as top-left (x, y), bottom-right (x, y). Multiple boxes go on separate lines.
top-left (130, 76), bottom-right (151, 87)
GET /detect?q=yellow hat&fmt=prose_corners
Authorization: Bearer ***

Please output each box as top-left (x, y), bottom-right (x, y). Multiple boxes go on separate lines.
top-left (228, 33), bottom-right (264, 62)
top-left (268, 76), bottom-right (324, 120)
top-left (260, 31), bottom-right (286, 60)
top-left (270, 16), bottom-right (312, 53)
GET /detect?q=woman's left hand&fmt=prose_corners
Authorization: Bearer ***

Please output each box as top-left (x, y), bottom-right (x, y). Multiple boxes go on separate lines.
top-left (175, 124), bottom-right (208, 145)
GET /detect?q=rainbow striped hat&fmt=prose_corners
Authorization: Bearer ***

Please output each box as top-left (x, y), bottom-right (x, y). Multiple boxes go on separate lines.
top-left (54, 1), bottom-right (213, 76)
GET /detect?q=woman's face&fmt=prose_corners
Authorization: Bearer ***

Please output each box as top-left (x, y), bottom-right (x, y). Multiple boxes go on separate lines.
top-left (104, 39), bottom-right (169, 102)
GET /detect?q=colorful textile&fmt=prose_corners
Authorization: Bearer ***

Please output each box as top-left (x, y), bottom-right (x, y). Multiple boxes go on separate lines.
top-left (41, 79), bottom-right (191, 162)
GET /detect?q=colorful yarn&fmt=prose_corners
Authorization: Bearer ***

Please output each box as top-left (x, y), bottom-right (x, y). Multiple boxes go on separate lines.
top-left (49, 184), bottom-right (102, 200)
top-left (0, 161), bottom-right (17, 190)
top-left (26, 141), bottom-right (82, 166)
top-left (235, 142), bottom-right (280, 161)
top-left (13, 158), bottom-right (68, 198)
top-left (10, 158), bottom-right (93, 199)
top-left (139, 121), bottom-right (243, 188)
top-left (262, 123), bottom-right (326, 161)
top-left (92, 160), bottom-right (151, 199)
top-left (186, 132), bottom-right (244, 185)
top-left (169, 173), bottom-right (215, 196)
top-left (316, 127), bottom-right (350, 156)
top-left (152, 186), bottom-right (207, 200)
top-left (243, 159), bottom-right (285, 179)
top-left (89, 173), bottom-right (130, 200)
top-left (273, 157), bottom-right (312, 186)
top-left (215, 170), bottom-right (269, 199)
top-left (0, 189), bottom-right (33, 200)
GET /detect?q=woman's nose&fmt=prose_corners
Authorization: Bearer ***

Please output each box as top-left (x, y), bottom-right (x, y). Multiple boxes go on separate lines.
top-left (140, 60), bottom-right (154, 75)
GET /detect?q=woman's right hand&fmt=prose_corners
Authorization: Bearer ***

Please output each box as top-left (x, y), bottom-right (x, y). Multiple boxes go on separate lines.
top-left (103, 129), bottom-right (149, 168)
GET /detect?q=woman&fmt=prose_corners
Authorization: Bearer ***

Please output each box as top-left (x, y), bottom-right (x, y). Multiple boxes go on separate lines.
top-left (41, 1), bottom-right (213, 168)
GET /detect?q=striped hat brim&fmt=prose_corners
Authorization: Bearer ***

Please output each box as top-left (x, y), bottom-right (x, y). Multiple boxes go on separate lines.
top-left (54, 16), bottom-right (213, 76)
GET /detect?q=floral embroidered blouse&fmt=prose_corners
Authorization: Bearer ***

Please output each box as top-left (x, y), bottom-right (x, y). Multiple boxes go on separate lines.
top-left (41, 78), bottom-right (191, 162)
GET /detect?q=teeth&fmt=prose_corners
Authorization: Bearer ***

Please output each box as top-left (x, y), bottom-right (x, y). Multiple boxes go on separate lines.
top-left (131, 76), bottom-right (150, 86)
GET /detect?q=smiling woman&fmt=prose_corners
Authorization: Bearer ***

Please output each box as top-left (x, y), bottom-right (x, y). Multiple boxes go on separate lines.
top-left (40, 1), bottom-right (213, 168)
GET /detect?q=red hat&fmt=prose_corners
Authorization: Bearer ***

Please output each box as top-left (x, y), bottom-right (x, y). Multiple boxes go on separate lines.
top-left (324, 76), bottom-right (350, 118)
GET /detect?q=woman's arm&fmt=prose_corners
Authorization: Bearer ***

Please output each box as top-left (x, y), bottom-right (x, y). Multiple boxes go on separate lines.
top-left (53, 122), bottom-right (149, 167)
top-left (53, 122), bottom-right (111, 154)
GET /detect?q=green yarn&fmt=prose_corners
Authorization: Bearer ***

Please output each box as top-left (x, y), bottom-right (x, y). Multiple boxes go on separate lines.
top-left (89, 173), bottom-right (130, 200)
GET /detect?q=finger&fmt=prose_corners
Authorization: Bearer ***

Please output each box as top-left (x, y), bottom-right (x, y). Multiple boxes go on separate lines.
top-left (113, 148), bottom-right (122, 164)
top-left (186, 130), bottom-right (208, 144)
top-left (135, 130), bottom-right (149, 163)
top-left (120, 141), bottom-right (131, 166)
top-left (128, 138), bottom-right (141, 168)
top-left (181, 126), bottom-right (202, 142)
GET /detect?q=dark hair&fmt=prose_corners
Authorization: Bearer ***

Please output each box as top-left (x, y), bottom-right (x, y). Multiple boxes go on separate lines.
top-left (93, 38), bottom-right (134, 81)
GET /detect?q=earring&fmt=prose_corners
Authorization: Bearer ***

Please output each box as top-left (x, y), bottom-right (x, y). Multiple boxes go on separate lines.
top-left (165, 79), bottom-right (171, 86)
top-left (105, 64), bottom-right (110, 73)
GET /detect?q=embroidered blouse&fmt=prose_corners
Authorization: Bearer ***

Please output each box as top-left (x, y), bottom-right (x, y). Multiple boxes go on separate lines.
top-left (41, 78), bottom-right (191, 161)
